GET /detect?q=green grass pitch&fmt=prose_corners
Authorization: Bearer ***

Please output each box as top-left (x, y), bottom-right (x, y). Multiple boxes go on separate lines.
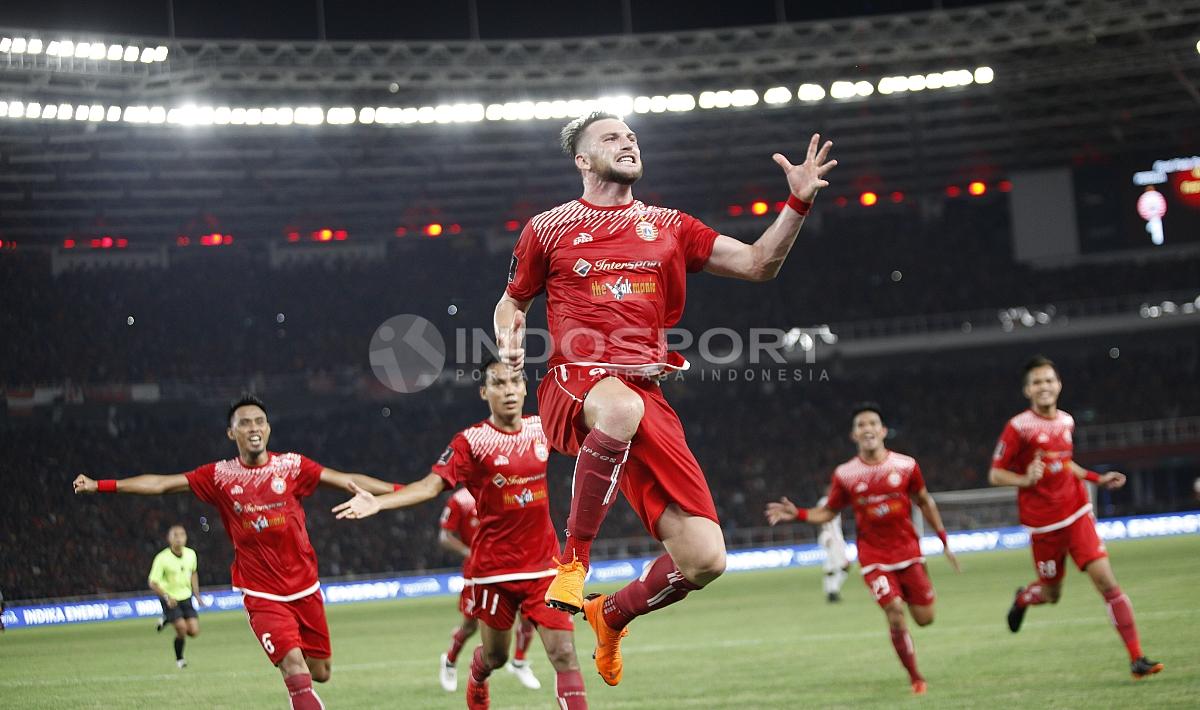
top-left (2, 535), bottom-right (1197, 709)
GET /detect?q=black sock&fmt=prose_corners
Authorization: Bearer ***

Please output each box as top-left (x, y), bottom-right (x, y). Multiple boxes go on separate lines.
top-left (174, 637), bottom-right (185, 660)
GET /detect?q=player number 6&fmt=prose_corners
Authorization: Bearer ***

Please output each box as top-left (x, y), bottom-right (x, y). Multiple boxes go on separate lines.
top-left (261, 632), bottom-right (275, 654)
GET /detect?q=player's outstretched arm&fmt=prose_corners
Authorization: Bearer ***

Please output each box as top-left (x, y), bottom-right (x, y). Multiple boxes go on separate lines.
top-left (333, 473), bottom-right (446, 520)
top-left (914, 488), bottom-right (960, 572)
top-left (317, 467), bottom-right (401, 495)
top-left (73, 473), bottom-right (190, 496)
top-left (765, 496), bottom-right (836, 526)
top-left (438, 529), bottom-right (471, 559)
top-left (494, 294), bottom-right (532, 370)
top-left (704, 133), bottom-right (836, 282)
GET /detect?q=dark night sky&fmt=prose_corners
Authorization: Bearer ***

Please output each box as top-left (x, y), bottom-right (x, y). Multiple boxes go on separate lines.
top-left (2, 1), bottom-right (1001, 41)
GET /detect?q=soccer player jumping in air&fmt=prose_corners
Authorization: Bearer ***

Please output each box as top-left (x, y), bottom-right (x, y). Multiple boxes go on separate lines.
top-left (766, 404), bottom-right (959, 695)
top-left (990, 356), bottom-right (1163, 680)
top-left (334, 358), bottom-right (588, 710)
top-left (74, 395), bottom-right (403, 709)
top-left (494, 111), bottom-right (836, 685)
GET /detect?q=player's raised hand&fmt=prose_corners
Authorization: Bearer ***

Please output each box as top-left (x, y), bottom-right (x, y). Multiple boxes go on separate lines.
top-left (773, 134), bottom-right (837, 203)
top-left (1099, 471), bottom-right (1127, 490)
top-left (73, 474), bottom-right (97, 494)
top-left (1023, 451), bottom-right (1045, 487)
top-left (765, 496), bottom-right (799, 525)
top-left (497, 309), bottom-right (527, 370)
top-left (332, 481), bottom-right (382, 520)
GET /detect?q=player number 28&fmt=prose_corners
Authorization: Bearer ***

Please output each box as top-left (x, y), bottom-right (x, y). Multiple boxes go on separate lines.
top-left (870, 575), bottom-right (891, 600)
top-left (260, 632), bottom-right (275, 654)
top-left (1037, 560), bottom-right (1057, 579)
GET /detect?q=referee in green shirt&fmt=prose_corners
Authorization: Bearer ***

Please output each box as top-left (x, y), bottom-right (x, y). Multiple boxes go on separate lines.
top-left (149, 525), bottom-right (204, 668)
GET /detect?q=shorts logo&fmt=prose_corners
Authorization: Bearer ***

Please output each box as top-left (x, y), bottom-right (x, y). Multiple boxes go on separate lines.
top-left (573, 232), bottom-right (593, 246)
top-left (635, 220), bottom-right (658, 241)
top-left (534, 441), bottom-right (549, 462)
top-left (508, 255), bottom-right (518, 283)
top-left (573, 258), bottom-right (592, 277)
top-left (492, 473), bottom-right (507, 488)
top-left (230, 485), bottom-right (244, 495)
top-left (493, 454), bottom-right (510, 467)
top-left (270, 477), bottom-right (287, 494)
top-left (437, 446), bottom-right (454, 466)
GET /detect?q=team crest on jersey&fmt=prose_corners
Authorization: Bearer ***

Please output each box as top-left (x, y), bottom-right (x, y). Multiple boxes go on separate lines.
top-left (635, 220), bottom-right (658, 241)
top-left (535, 441), bottom-right (549, 462)
top-left (573, 232), bottom-right (594, 246)
top-left (573, 258), bottom-right (592, 277)
top-left (233, 501), bottom-right (243, 514)
top-left (270, 477), bottom-right (287, 494)
top-left (854, 482), bottom-right (869, 493)
top-left (493, 454), bottom-right (510, 467)
top-left (1036, 433), bottom-right (1050, 443)
top-left (887, 472), bottom-right (902, 488)
top-left (230, 485), bottom-right (243, 495)
top-left (492, 473), bottom-right (507, 488)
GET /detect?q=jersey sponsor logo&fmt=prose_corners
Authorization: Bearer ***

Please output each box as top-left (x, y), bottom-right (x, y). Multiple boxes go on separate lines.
top-left (593, 258), bottom-right (661, 271)
top-left (573, 232), bottom-right (594, 246)
top-left (230, 485), bottom-right (244, 495)
top-left (270, 477), bottom-right (287, 495)
top-left (590, 275), bottom-right (657, 301)
top-left (535, 441), bottom-right (549, 462)
top-left (240, 501), bottom-right (286, 515)
top-left (508, 255), bottom-right (518, 283)
top-left (493, 454), bottom-right (510, 467)
top-left (573, 258), bottom-right (593, 277)
top-left (505, 472), bottom-right (546, 486)
top-left (246, 514), bottom-right (285, 532)
top-left (492, 473), bottom-right (506, 488)
top-left (437, 446), bottom-right (454, 466)
top-left (635, 220), bottom-right (659, 241)
top-left (503, 487), bottom-right (547, 509)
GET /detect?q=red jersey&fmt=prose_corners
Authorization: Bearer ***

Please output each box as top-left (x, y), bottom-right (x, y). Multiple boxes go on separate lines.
top-left (992, 409), bottom-right (1090, 531)
top-left (431, 415), bottom-right (560, 581)
top-left (825, 451), bottom-right (925, 573)
top-left (185, 452), bottom-right (323, 601)
top-left (440, 487), bottom-right (481, 574)
top-left (506, 199), bottom-right (719, 371)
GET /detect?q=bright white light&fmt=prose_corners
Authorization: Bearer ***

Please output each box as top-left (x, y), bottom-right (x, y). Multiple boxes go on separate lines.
top-left (106, 105), bottom-right (121, 121)
top-left (0, 38), bottom-right (12, 53)
top-left (485, 103), bottom-right (504, 121)
top-left (74, 105), bottom-right (88, 120)
top-left (24, 102), bottom-right (41, 119)
top-left (245, 108), bottom-right (263, 126)
top-left (74, 42), bottom-right (90, 58)
top-left (58, 41), bottom-right (74, 57)
top-left (12, 38), bottom-right (27, 54)
top-left (925, 72), bottom-right (944, 89)
top-left (830, 81), bottom-right (857, 99)
top-left (27, 39), bottom-right (43, 55)
top-left (124, 46), bottom-right (139, 62)
top-left (326, 106), bottom-right (357, 125)
top-left (633, 96), bottom-right (651, 114)
top-left (89, 44), bottom-right (105, 61)
top-left (666, 94), bottom-right (695, 112)
top-left (57, 103), bottom-right (72, 120)
top-left (0, 104), bottom-right (7, 118)
top-left (107, 44), bottom-right (123, 61)
top-left (148, 106), bottom-right (166, 124)
top-left (797, 84), bottom-right (825, 102)
top-left (907, 74), bottom-right (927, 91)
top-left (154, 46), bottom-right (168, 62)
top-left (974, 66), bottom-right (994, 84)
top-left (139, 47), bottom-right (154, 63)
top-left (8, 101), bottom-right (24, 118)
top-left (212, 106), bottom-right (230, 125)
top-left (731, 89), bottom-right (759, 106)
top-left (854, 80), bottom-right (874, 97)
top-left (87, 105), bottom-right (104, 122)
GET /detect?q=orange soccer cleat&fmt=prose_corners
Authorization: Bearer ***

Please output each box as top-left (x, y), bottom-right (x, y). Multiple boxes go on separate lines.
top-left (466, 676), bottom-right (489, 710)
top-left (582, 593), bottom-right (629, 687)
top-left (544, 556), bottom-right (587, 614)
top-left (911, 679), bottom-right (928, 696)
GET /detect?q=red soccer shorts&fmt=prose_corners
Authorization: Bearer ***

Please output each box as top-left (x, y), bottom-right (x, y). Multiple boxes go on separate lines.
top-left (862, 563), bottom-right (936, 608)
top-left (459, 583), bottom-right (476, 617)
top-left (243, 591), bottom-right (332, 666)
top-left (1030, 514), bottom-right (1108, 584)
top-left (537, 364), bottom-right (720, 538)
top-left (469, 574), bottom-right (573, 631)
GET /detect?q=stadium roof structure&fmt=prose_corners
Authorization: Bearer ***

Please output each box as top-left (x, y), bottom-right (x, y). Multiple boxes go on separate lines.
top-left (0, 0), bottom-right (1197, 245)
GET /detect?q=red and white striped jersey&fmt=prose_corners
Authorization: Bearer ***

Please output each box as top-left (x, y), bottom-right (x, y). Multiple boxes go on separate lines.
top-left (825, 451), bottom-right (926, 573)
top-left (992, 409), bottom-right (1090, 531)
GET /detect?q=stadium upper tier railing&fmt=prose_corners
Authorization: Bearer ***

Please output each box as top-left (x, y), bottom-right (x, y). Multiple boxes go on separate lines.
top-left (1075, 416), bottom-right (1200, 453)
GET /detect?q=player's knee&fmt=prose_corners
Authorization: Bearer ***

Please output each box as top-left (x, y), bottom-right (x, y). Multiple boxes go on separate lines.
top-left (544, 641), bottom-right (578, 671)
top-left (308, 660), bottom-right (332, 683)
top-left (683, 549), bottom-right (726, 586)
top-left (914, 615), bottom-right (934, 627)
top-left (187, 628), bottom-right (200, 637)
top-left (588, 382), bottom-right (644, 439)
top-left (484, 647), bottom-right (509, 670)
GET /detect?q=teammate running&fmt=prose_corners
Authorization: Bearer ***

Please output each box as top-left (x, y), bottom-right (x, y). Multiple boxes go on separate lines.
top-left (73, 394), bottom-right (402, 709)
top-left (335, 358), bottom-right (588, 710)
top-left (815, 496), bottom-right (850, 602)
top-left (494, 111), bottom-right (836, 685)
top-left (438, 487), bottom-right (541, 692)
top-left (149, 524), bottom-right (204, 668)
top-left (766, 404), bottom-right (959, 695)
top-left (990, 355), bottom-right (1163, 680)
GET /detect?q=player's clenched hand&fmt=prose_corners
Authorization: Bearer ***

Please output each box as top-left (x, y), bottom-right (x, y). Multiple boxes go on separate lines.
top-left (166, 597), bottom-right (178, 609)
top-left (497, 309), bottom-right (526, 370)
top-left (773, 134), bottom-right (837, 203)
top-left (332, 481), bottom-right (382, 520)
top-left (1099, 471), bottom-right (1127, 490)
top-left (1023, 452), bottom-right (1045, 487)
top-left (765, 496), bottom-right (799, 525)
top-left (73, 474), bottom-right (97, 494)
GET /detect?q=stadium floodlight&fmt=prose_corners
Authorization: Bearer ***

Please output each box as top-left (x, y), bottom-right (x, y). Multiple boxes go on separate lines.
top-left (106, 105), bottom-right (121, 121)
top-left (25, 102), bottom-right (42, 119)
top-left (0, 103), bottom-right (8, 118)
top-left (854, 80), bottom-right (874, 97)
top-left (154, 46), bottom-right (168, 62)
top-left (830, 81), bottom-right (857, 99)
top-left (89, 43), bottom-right (106, 61)
top-left (666, 93), bottom-right (695, 112)
top-left (974, 66), bottom-right (994, 84)
top-left (28, 39), bottom-right (44, 55)
top-left (0, 38), bottom-right (11, 53)
top-left (74, 105), bottom-right (88, 120)
top-left (797, 84), bottom-right (825, 102)
top-left (57, 103), bottom-right (72, 120)
top-left (107, 44), bottom-right (122, 61)
top-left (124, 45), bottom-right (139, 62)
top-left (87, 105), bottom-right (104, 121)
top-left (907, 74), bottom-right (927, 91)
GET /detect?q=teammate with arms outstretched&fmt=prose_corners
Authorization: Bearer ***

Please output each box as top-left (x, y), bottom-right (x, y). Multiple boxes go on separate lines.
top-left (438, 487), bottom-right (541, 692)
top-left (73, 395), bottom-right (402, 709)
top-left (149, 525), bottom-right (205, 668)
top-left (335, 358), bottom-right (587, 710)
top-left (766, 404), bottom-right (959, 695)
top-left (990, 355), bottom-right (1162, 680)
top-left (494, 111), bottom-right (836, 685)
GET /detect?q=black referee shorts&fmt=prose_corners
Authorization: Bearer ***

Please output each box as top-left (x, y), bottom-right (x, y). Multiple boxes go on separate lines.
top-left (160, 597), bottom-right (198, 622)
